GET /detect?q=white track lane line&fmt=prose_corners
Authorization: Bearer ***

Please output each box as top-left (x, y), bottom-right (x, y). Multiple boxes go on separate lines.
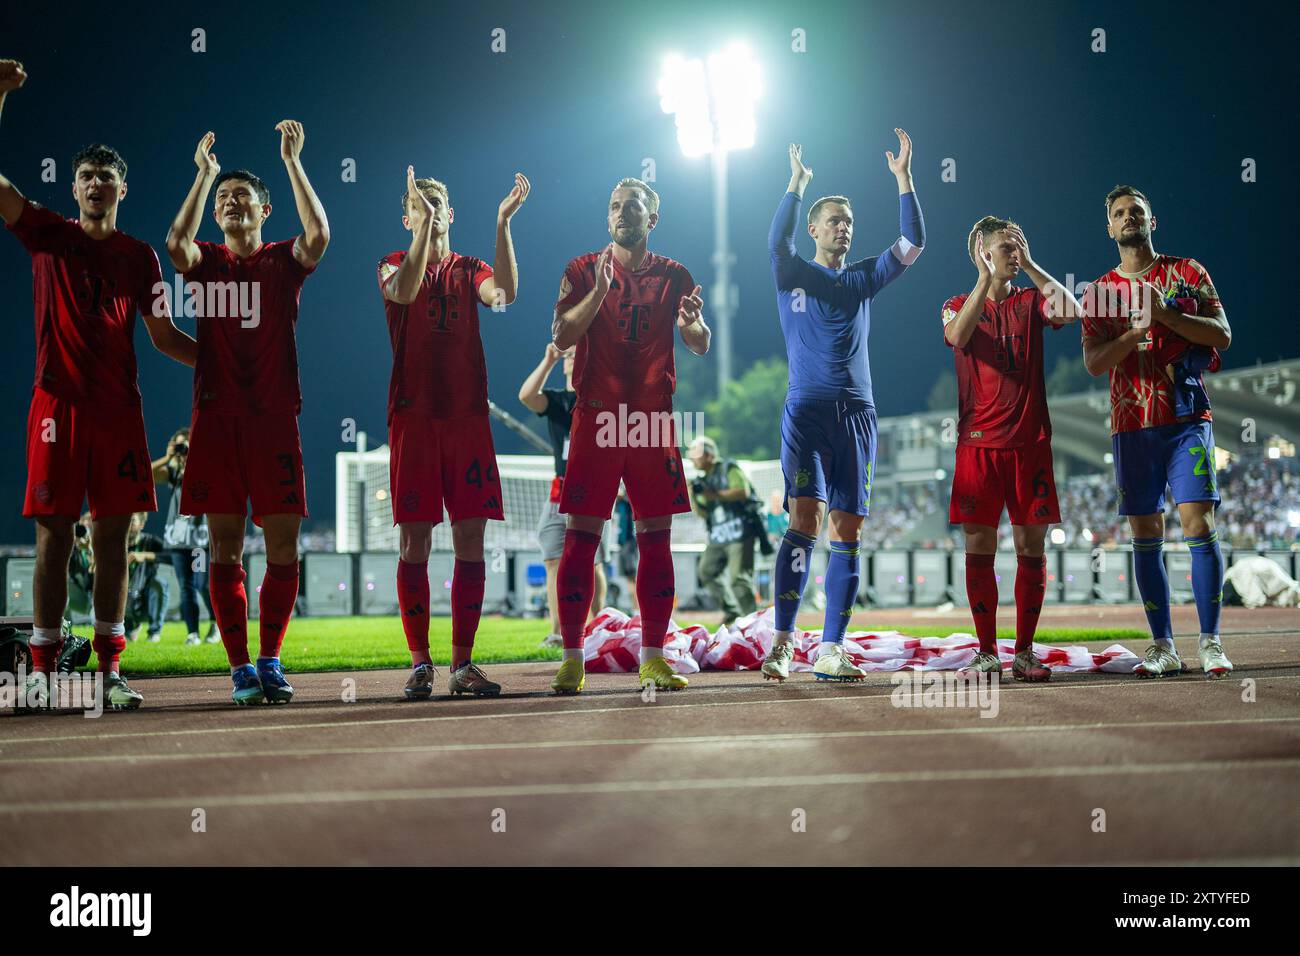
top-left (3, 672), bottom-right (1297, 747)
top-left (4, 757), bottom-right (1299, 815)
top-left (8, 716), bottom-right (1299, 766)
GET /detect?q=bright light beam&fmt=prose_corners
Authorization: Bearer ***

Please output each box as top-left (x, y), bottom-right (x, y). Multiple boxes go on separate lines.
top-left (658, 43), bottom-right (760, 157)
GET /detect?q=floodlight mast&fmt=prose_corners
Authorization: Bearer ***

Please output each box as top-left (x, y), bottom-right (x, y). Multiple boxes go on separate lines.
top-left (659, 45), bottom-right (758, 398)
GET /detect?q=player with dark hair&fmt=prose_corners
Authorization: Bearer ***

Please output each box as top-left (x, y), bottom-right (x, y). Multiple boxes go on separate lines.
top-left (1082, 185), bottom-right (1232, 679)
top-left (0, 58), bottom-right (197, 710)
top-left (761, 134), bottom-right (924, 682)
top-left (941, 217), bottom-right (1083, 680)
top-left (379, 166), bottom-right (529, 699)
top-left (165, 123), bottom-right (329, 704)
top-left (549, 177), bottom-right (709, 694)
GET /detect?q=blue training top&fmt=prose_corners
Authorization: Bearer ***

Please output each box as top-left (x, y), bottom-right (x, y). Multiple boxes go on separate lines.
top-left (768, 190), bottom-right (925, 406)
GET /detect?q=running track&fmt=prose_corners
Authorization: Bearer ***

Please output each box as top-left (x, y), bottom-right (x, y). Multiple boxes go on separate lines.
top-left (3, 605), bottom-right (1297, 866)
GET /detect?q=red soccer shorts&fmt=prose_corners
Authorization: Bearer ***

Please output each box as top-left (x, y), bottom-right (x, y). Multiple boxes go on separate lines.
top-left (558, 402), bottom-right (690, 521)
top-left (182, 408), bottom-right (307, 523)
top-left (388, 412), bottom-right (504, 526)
top-left (24, 387), bottom-right (156, 519)
top-left (949, 439), bottom-right (1061, 527)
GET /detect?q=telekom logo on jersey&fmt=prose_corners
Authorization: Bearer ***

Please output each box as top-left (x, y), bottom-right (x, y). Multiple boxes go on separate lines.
top-left (150, 276), bottom-right (261, 328)
top-left (593, 404), bottom-right (705, 449)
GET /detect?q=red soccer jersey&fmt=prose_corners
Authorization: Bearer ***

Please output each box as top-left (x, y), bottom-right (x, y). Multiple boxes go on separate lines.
top-left (941, 287), bottom-right (1063, 447)
top-left (556, 250), bottom-right (693, 410)
top-left (184, 239), bottom-right (314, 415)
top-left (1081, 255), bottom-right (1219, 435)
top-left (378, 250), bottom-right (494, 420)
top-left (6, 199), bottom-right (162, 408)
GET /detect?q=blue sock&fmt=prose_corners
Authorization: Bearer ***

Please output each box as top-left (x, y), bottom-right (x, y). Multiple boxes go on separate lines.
top-left (821, 539), bottom-right (861, 645)
top-left (1132, 537), bottom-right (1173, 647)
top-left (773, 529), bottom-right (816, 632)
top-left (1185, 530), bottom-right (1223, 638)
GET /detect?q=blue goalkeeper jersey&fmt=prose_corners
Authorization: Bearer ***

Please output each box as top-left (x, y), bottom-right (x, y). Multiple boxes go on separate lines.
top-left (768, 190), bottom-right (924, 405)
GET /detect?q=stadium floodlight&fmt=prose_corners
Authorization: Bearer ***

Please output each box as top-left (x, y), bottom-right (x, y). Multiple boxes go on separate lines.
top-left (658, 42), bottom-right (761, 394)
top-left (658, 44), bottom-right (760, 156)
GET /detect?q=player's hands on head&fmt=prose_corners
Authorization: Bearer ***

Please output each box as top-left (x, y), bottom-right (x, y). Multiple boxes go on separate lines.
top-left (885, 127), bottom-right (912, 178)
top-left (276, 120), bottom-right (305, 161)
top-left (677, 284), bottom-right (704, 328)
top-left (974, 232), bottom-right (994, 277)
top-left (0, 59), bottom-right (27, 93)
top-left (194, 131), bottom-right (220, 177)
top-left (545, 342), bottom-right (571, 363)
top-left (594, 244), bottom-right (615, 294)
top-left (789, 143), bottom-right (813, 185)
top-left (498, 172), bottom-right (531, 222)
top-left (1005, 225), bottom-right (1032, 266)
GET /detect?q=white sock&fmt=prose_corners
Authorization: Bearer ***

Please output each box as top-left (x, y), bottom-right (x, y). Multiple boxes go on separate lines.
top-left (1199, 633), bottom-right (1219, 649)
top-left (31, 626), bottom-right (62, 646)
top-left (774, 630), bottom-right (794, 646)
top-left (562, 648), bottom-right (584, 663)
top-left (94, 619), bottom-right (125, 638)
top-left (640, 646), bottom-right (664, 664)
top-left (1154, 637), bottom-right (1175, 652)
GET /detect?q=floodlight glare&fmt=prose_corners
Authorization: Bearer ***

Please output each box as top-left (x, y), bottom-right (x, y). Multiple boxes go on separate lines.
top-left (657, 43), bottom-right (761, 393)
top-left (658, 43), bottom-right (760, 157)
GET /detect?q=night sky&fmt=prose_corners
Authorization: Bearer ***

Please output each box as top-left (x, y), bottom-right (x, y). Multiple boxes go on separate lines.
top-left (2, 0), bottom-right (1294, 542)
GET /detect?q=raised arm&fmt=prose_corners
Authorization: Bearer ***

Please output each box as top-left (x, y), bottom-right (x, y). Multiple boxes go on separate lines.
top-left (885, 128), bottom-right (925, 264)
top-left (383, 167), bottom-right (434, 305)
top-left (852, 130), bottom-right (926, 299)
top-left (519, 342), bottom-right (564, 413)
top-left (768, 143), bottom-right (812, 262)
top-left (479, 172), bottom-right (529, 309)
top-left (165, 131), bottom-right (219, 273)
top-left (0, 59), bottom-right (29, 226)
top-left (553, 246), bottom-right (613, 351)
top-left (276, 120), bottom-right (329, 268)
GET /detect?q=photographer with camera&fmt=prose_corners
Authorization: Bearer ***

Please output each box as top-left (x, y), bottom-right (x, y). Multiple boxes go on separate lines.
top-left (65, 511), bottom-right (95, 623)
top-left (124, 512), bottom-right (168, 642)
top-left (687, 436), bottom-right (764, 628)
top-left (152, 428), bottom-right (218, 646)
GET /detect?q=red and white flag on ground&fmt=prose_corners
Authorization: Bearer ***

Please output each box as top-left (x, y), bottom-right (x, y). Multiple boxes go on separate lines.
top-left (581, 607), bottom-right (1140, 675)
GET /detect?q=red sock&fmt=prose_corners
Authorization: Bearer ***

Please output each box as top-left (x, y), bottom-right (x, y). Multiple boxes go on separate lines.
top-left (210, 562), bottom-right (251, 667)
top-left (258, 560), bottom-right (299, 659)
top-left (1015, 554), bottom-right (1047, 653)
top-left (635, 529), bottom-right (674, 650)
top-left (29, 641), bottom-right (62, 676)
top-left (965, 553), bottom-right (998, 654)
top-left (451, 559), bottom-right (486, 666)
top-left (397, 559), bottom-right (431, 663)
top-left (91, 632), bottom-right (126, 675)
top-left (557, 530), bottom-right (600, 649)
